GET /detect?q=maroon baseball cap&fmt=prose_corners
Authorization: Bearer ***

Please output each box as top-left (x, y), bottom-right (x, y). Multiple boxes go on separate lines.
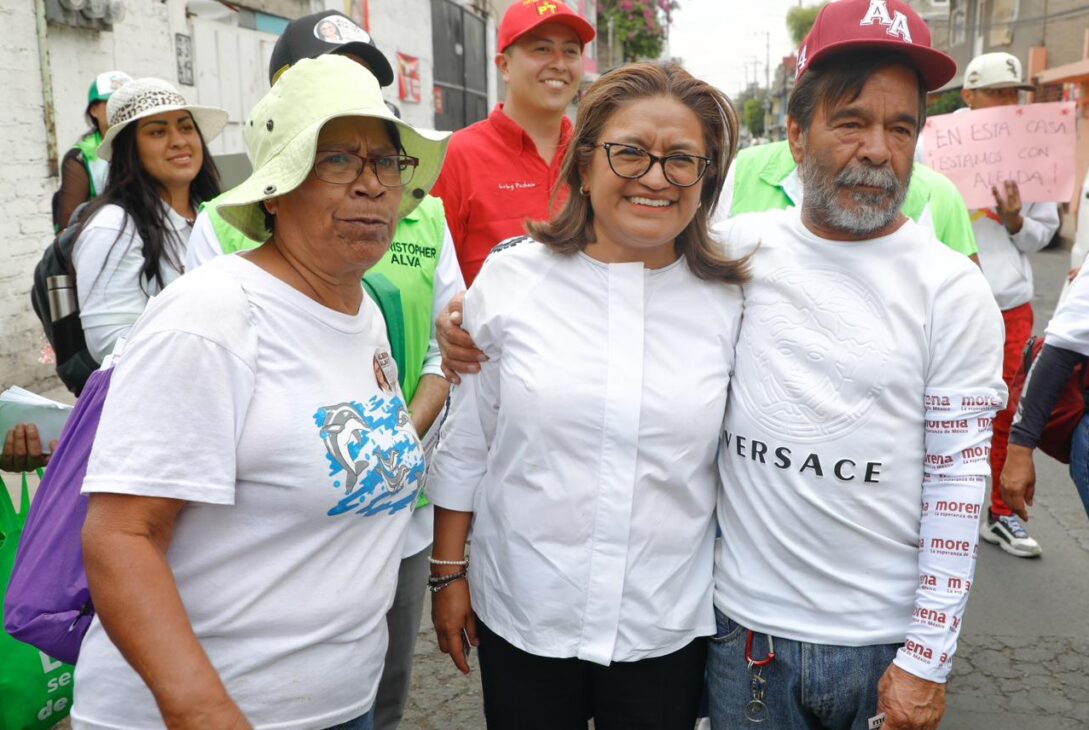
top-left (796, 0), bottom-right (956, 91)
top-left (498, 0), bottom-right (595, 53)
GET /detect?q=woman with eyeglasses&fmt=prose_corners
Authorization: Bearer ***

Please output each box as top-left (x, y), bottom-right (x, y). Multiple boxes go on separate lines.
top-left (73, 56), bottom-right (449, 730)
top-left (426, 62), bottom-right (747, 728)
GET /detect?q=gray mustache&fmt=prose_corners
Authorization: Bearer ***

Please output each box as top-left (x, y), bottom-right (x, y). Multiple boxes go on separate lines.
top-left (836, 165), bottom-right (899, 193)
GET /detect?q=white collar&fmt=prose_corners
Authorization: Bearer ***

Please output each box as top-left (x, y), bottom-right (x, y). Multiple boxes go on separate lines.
top-left (163, 201), bottom-right (194, 230)
top-left (782, 167), bottom-right (804, 207)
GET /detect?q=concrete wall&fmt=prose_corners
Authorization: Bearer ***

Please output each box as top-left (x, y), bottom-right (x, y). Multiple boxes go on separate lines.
top-left (1041, 0), bottom-right (1089, 68)
top-left (0, 0), bottom-right (503, 395)
top-left (363, 0), bottom-right (438, 130)
top-left (2, 4), bottom-right (58, 396)
top-left (0, 0), bottom-right (317, 395)
top-left (49, 3), bottom-right (181, 157)
top-left (934, 0), bottom-right (1088, 88)
top-left (1, 0), bottom-right (199, 397)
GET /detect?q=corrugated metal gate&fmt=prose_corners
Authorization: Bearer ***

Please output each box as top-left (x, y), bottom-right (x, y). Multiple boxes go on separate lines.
top-left (430, 0), bottom-right (488, 131)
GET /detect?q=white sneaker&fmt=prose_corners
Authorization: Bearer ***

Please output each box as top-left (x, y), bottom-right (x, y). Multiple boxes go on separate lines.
top-left (981, 509), bottom-right (1042, 558)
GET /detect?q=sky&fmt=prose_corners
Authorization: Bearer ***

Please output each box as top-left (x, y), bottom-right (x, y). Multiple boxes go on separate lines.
top-left (668, 0), bottom-right (804, 101)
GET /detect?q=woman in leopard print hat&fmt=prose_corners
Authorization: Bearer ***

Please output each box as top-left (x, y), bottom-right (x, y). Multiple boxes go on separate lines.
top-left (69, 77), bottom-right (228, 364)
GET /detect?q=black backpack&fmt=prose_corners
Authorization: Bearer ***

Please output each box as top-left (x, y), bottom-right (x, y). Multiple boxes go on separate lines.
top-left (30, 203), bottom-right (100, 396)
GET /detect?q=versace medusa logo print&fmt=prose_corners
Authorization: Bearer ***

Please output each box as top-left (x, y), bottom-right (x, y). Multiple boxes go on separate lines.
top-left (734, 265), bottom-right (893, 441)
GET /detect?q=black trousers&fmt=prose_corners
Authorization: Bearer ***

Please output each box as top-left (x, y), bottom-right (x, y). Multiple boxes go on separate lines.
top-left (475, 619), bottom-right (707, 730)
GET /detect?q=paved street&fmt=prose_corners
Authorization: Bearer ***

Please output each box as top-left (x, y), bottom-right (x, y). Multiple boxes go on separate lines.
top-left (402, 593), bottom-right (485, 728)
top-left (943, 246), bottom-right (1089, 730)
top-left (402, 247), bottom-right (1089, 730)
top-left (34, 248), bottom-right (1089, 730)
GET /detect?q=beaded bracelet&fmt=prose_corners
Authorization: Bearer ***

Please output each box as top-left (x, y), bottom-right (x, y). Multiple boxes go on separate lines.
top-left (427, 572), bottom-right (467, 594)
top-left (428, 557), bottom-right (469, 566)
top-left (427, 571), bottom-right (466, 585)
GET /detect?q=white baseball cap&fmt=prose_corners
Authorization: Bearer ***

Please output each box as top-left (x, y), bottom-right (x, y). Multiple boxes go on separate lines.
top-left (963, 52), bottom-right (1034, 91)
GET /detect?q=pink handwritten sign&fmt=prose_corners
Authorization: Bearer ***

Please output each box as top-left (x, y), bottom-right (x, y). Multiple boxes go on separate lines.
top-left (922, 102), bottom-right (1076, 210)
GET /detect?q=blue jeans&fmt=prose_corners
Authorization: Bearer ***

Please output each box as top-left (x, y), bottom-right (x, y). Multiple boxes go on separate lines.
top-left (1067, 415), bottom-right (1089, 521)
top-left (706, 609), bottom-right (899, 730)
top-left (324, 710), bottom-right (374, 730)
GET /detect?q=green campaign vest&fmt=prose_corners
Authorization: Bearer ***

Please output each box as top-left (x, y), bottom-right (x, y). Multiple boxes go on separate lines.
top-left (729, 142), bottom-right (797, 216)
top-left (364, 195), bottom-right (446, 403)
top-left (728, 141), bottom-right (977, 257)
top-left (202, 194), bottom-right (447, 404)
top-left (74, 131), bottom-right (108, 198)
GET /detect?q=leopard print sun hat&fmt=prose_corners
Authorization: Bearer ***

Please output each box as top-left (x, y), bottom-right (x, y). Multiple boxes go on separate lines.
top-left (97, 77), bottom-right (229, 162)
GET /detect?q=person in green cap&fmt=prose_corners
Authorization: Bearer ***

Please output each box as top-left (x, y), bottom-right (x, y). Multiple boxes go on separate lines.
top-left (52, 70), bottom-right (132, 231)
top-left (183, 11), bottom-right (463, 730)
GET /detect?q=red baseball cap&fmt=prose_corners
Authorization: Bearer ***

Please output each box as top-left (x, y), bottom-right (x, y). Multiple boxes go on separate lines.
top-left (796, 0), bottom-right (956, 91)
top-left (498, 0), bottom-right (596, 53)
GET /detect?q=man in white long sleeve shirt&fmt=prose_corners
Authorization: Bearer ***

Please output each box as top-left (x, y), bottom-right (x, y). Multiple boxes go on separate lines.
top-left (707, 3), bottom-right (1006, 729)
top-left (958, 52), bottom-right (1062, 558)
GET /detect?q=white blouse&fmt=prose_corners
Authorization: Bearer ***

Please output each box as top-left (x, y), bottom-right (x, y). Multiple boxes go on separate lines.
top-left (427, 237), bottom-right (743, 665)
top-left (73, 203), bottom-right (191, 362)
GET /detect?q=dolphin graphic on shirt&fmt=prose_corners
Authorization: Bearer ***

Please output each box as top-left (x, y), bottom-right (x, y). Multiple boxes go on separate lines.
top-left (375, 449), bottom-right (411, 493)
top-left (320, 403), bottom-right (370, 495)
top-left (314, 396), bottom-right (426, 517)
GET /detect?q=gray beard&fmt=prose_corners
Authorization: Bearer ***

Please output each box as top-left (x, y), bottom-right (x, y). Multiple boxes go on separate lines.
top-left (801, 159), bottom-right (909, 237)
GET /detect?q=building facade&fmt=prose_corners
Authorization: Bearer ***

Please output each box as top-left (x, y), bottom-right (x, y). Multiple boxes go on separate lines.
top-left (1, 0), bottom-right (538, 395)
top-left (910, 0), bottom-right (1089, 238)
top-left (765, 54), bottom-right (797, 142)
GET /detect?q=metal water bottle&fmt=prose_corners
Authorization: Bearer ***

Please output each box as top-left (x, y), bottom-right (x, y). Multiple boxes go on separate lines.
top-left (46, 275), bottom-right (78, 321)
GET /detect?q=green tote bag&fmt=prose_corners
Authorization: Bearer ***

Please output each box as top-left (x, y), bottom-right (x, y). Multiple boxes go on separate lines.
top-left (0, 471), bottom-right (75, 729)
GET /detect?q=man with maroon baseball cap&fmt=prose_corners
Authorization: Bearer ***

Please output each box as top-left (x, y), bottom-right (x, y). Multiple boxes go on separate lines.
top-left (705, 2), bottom-right (1005, 729)
top-left (430, 0), bottom-right (595, 286)
top-left (793, 0), bottom-right (956, 89)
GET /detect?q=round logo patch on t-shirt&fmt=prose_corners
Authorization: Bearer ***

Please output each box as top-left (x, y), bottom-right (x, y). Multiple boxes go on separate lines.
top-left (313, 16), bottom-right (372, 45)
top-left (373, 347), bottom-right (398, 395)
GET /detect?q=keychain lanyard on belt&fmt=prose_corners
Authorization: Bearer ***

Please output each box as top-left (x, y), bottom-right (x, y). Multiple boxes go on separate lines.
top-left (745, 630), bottom-right (775, 723)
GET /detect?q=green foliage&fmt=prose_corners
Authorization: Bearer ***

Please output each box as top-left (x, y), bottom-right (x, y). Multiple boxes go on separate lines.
top-left (597, 0), bottom-right (680, 62)
top-left (928, 90), bottom-right (966, 116)
top-left (743, 98), bottom-right (765, 136)
top-left (786, 2), bottom-right (828, 47)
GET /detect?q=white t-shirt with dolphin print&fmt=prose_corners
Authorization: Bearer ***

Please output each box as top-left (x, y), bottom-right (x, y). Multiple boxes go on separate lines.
top-left (73, 254), bottom-right (424, 729)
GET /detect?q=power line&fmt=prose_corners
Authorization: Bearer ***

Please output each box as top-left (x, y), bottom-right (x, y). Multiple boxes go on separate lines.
top-left (956, 3), bottom-right (1089, 32)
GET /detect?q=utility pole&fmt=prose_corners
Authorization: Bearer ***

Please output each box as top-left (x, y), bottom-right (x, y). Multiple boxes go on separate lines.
top-left (607, 16), bottom-right (616, 69)
top-left (764, 31), bottom-right (772, 140)
top-left (765, 31), bottom-right (771, 92)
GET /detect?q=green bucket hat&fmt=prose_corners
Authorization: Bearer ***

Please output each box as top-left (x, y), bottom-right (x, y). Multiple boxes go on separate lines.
top-left (216, 55), bottom-right (450, 242)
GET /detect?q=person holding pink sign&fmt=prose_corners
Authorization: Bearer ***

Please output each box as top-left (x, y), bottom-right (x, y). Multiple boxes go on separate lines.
top-left (960, 52), bottom-right (1061, 559)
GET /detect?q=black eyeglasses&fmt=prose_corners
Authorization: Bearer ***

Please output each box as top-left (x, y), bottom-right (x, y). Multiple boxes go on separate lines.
top-left (313, 151), bottom-right (420, 188)
top-left (598, 143), bottom-right (712, 188)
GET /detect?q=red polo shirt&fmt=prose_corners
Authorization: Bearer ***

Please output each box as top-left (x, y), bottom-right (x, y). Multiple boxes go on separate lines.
top-left (431, 104), bottom-right (572, 286)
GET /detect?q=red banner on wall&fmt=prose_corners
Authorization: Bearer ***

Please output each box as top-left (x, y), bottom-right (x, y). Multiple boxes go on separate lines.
top-left (398, 52), bottom-right (421, 103)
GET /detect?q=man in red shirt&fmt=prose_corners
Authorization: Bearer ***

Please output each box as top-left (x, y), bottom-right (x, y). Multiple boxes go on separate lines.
top-left (431, 0), bottom-right (595, 285)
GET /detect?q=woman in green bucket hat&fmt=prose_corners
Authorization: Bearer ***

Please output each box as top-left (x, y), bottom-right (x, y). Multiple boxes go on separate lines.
top-left (72, 54), bottom-right (449, 730)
